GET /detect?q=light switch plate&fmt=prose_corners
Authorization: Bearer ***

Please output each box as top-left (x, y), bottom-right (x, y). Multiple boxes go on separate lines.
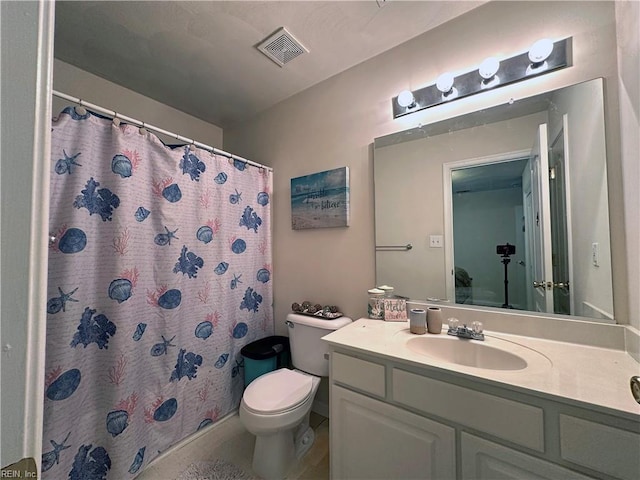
top-left (430, 235), bottom-right (443, 248)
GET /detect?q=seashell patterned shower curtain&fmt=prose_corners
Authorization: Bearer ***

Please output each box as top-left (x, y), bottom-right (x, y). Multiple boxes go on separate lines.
top-left (43, 107), bottom-right (273, 479)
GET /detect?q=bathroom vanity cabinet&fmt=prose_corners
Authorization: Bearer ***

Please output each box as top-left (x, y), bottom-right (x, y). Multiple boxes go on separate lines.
top-left (328, 348), bottom-right (640, 480)
top-left (331, 384), bottom-right (455, 479)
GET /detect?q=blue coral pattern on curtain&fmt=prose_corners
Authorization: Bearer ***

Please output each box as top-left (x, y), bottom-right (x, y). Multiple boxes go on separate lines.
top-left (43, 107), bottom-right (273, 479)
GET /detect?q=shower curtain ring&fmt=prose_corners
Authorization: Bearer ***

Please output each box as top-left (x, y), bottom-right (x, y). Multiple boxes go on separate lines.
top-left (75, 102), bottom-right (87, 116)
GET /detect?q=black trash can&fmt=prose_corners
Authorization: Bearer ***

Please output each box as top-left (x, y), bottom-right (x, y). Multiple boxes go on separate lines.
top-left (240, 335), bottom-right (290, 387)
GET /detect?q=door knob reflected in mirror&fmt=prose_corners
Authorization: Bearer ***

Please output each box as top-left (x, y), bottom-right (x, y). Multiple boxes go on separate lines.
top-left (533, 281), bottom-right (551, 290)
top-left (553, 282), bottom-right (570, 290)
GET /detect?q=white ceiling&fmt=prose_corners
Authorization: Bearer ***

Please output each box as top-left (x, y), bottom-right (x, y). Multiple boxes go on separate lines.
top-left (54, 1), bottom-right (484, 128)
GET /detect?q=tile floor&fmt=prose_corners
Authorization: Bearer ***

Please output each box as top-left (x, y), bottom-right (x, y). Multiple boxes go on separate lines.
top-left (137, 411), bottom-right (329, 480)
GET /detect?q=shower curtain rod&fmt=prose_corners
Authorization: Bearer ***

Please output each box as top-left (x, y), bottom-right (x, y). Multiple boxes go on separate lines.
top-left (52, 89), bottom-right (273, 172)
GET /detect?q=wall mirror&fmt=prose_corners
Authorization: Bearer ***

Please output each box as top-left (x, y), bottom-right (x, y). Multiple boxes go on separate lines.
top-left (374, 78), bottom-right (614, 323)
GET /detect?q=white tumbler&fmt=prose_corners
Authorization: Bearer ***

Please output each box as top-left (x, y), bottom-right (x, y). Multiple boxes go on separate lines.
top-left (409, 308), bottom-right (427, 335)
top-left (427, 307), bottom-right (443, 334)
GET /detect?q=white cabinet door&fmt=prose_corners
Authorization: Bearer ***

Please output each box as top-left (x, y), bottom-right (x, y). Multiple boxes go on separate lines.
top-left (461, 433), bottom-right (595, 480)
top-left (331, 385), bottom-right (455, 480)
top-left (559, 414), bottom-right (640, 480)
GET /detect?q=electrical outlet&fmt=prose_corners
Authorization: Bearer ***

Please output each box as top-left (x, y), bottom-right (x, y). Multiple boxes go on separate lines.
top-left (592, 242), bottom-right (599, 267)
top-left (429, 235), bottom-right (443, 248)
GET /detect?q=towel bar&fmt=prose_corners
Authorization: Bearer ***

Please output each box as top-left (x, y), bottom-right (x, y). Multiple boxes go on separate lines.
top-left (375, 243), bottom-right (412, 251)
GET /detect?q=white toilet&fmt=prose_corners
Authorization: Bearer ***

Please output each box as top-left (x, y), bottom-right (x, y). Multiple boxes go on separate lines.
top-left (239, 313), bottom-right (352, 479)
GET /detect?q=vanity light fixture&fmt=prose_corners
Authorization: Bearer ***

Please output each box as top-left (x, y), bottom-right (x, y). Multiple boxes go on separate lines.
top-left (436, 72), bottom-right (457, 100)
top-left (527, 38), bottom-right (554, 74)
top-left (479, 56), bottom-right (500, 89)
top-left (397, 90), bottom-right (416, 108)
top-left (392, 37), bottom-right (572, 119)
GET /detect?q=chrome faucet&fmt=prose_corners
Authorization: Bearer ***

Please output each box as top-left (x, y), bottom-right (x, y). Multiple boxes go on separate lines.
top-left (447, 318), bottom-right (485, 341)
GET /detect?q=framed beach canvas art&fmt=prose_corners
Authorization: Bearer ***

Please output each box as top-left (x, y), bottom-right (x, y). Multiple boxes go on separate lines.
top-left (291, 167), bottom-right (350, 230)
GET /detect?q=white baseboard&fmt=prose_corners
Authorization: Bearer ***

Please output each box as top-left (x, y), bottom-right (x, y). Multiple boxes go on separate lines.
top-left (144, 409), bottom-right (239, 470)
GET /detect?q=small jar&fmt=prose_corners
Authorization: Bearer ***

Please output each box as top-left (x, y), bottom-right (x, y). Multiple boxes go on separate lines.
top-left (367, 288), bottom-right (385, 320)
top-left (378, 285), bottom-right (395, 298)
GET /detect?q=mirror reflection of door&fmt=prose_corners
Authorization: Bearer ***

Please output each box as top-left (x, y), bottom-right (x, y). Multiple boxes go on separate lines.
top-left (522, 162), bottom-right (534, 310)
top-left (549, 116), bottom-right (572, 315)
top-left (528, 123), bottom-right (554, 313)
top-left (449, 122), bottom-right (573, 315)
top-left (451, 157), bottom-right (529, 310)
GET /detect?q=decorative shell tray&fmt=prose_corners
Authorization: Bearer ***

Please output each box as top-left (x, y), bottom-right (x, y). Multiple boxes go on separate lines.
top-left (291, 301), bottom-right (342, 319)
top-left (296, 310), bottom-right (343, 320)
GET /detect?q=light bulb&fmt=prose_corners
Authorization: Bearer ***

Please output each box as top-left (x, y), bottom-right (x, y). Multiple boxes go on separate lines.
top-left (397, 90), bottom-right (415, 108)
top-left (528, 38), bottom-right (554, 64)
top-left (479, 57), bottom-right (500, 80)
top-left (436, 72), bottom-right (455, 93)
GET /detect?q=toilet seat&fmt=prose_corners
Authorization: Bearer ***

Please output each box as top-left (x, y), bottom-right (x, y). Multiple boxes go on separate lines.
top-left (243, 369), bottom-right (313, 414)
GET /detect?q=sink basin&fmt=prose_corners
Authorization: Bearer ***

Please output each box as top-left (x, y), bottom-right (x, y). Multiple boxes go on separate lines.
top-left (406, 335), bottom-right (543, 371)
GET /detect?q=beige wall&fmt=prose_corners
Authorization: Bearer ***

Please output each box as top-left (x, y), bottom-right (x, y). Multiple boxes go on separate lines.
top-left (53, 60), bottom-right (224, 147)
top-left (615, 0), bottom-right (640, 334)
top-left (224, 1), bottom-right (629, 333)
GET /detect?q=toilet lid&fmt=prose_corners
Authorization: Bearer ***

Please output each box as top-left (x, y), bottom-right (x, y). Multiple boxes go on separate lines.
top-left (243, 369), bottom-right (313, 414)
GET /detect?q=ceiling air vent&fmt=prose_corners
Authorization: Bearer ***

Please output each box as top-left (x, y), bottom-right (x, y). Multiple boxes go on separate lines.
top-left (257, 27), bottom-right (308, 67)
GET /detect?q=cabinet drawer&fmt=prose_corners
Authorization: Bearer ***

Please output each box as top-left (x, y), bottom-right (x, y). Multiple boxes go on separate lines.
top-left (393, 368), bottom-right (544, 451)
top-left (559, 414), bottom-right (640, 480)
top-left (461, 433), bottom-right (594, 479)
top-left (331, 352), bottom-right (385, 397)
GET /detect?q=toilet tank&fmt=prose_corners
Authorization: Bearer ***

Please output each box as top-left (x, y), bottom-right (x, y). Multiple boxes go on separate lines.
top-left (286, 313), bottom-right (352, 376)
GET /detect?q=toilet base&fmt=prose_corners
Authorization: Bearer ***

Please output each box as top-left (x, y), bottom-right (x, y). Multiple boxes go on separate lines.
top-left (250, 420), bottom-right (316, 479)
top-left (295, 425), bottom-right (315, 459)
top-left (252, 429), bottom-right (296, 480)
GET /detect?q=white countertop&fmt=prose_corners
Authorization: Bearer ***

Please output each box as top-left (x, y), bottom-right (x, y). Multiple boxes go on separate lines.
top-left (323, 318), bottom-right (640, 419)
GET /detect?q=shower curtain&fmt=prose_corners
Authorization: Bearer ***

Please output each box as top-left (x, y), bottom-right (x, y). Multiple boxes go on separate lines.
top-left (42, 107), bottom-right (273, 479)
